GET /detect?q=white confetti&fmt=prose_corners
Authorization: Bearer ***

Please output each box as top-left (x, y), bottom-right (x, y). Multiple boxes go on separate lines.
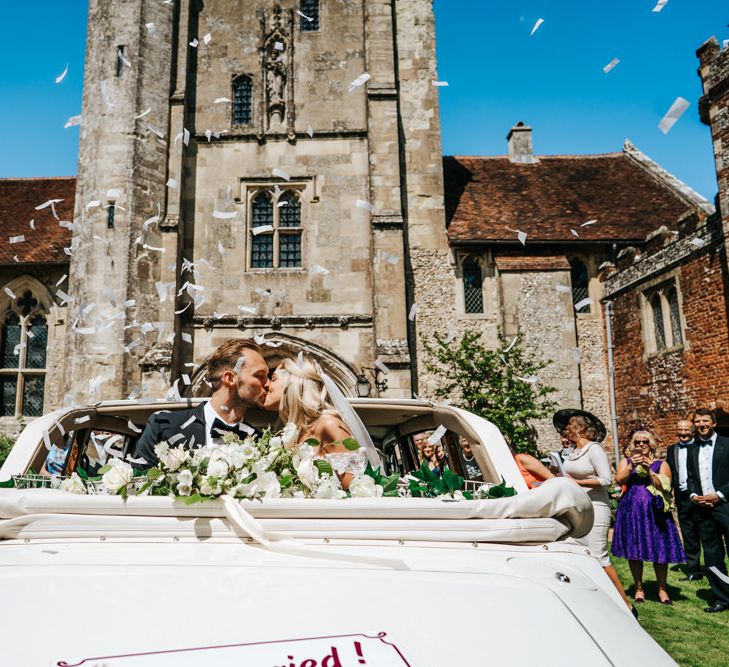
top-left (147, 124), bottom-right (165, 139)
top-left (444, 322), bottom-right (457, 344)
top-left (183, 128), bottom-right (190, 146)
top-left (181, 332), bottom-right (192, 343)
top-left (203, 32), bottom-right (212, 45)
top-left (658, 97), bottom-right (690, 134)
top-left (408, 303), bottom-right (418, 321)
top-left (64, 114), bottom-right (82, 128)
top-left (297, 351), bottom-right (304, 368)
top-left (74, 415), bottom-right (91, 425)
top-left (530, 18), bottom-right (544, 36)
top-left (55, 64), bottom-right (69, 84)
top-left (374, 359), bottom-right (390, 375)
top-left (310, 264), bottom-right (330, 275)
top-left (181, 374), bottom-right (191, 386)
top-left (117, 48), bottom-right (132, 69)
top-left (603, 58), bottom-right (620, 74)
top-left (127, 420), bottom-right (142, 434)
top-left (306, 125), bottom-right (314, 138)
top-left (237, 305), bottom-right (258, 314)
top-left (572, 348), bottom-right (582, 364)
top-left (504, 337), bottom-right (518, 353)
top-left (570, 229), bottom-right (580, 238)
top-left (255, 288), bottom-right (271, 298)
top-left (212, 209), bottom-right (237, 219)
top-left (214, 97), bottom-right (231, 104)
top-left (155, 281), bottom-right (167, 302)
top-left (56, 289), bottom-right (73, 304)
top-left (55, 274), bottom-right (67, 286)
top-left (180, 415), bottom-right (196, 430)
top-left (517, 375), bottom-right (538, 384)
top-left (254, 334), bottom-right (266, 345)
top-left (296, 9), bottom-right (314, 21)
top-left (85, 200), bottom-right (100, 210)
top-left (189, 38), bottom-right (199, 48)
top-left (146, 22), bottom-right (157, 36)
top-left (581, 219), bottom-right (597, 227)
top-left (3, 287), bottom-right (16, 299)
top-left (574, 297), bottom-right (593, 311)
top-left (555, 284), bottom-right (571, 293)
top-left (252, 224), bottom-right (274, 235)
top-left (28, 219), bottom-right (35, 230)
top-left (9, 236), bottom-right (25, 244)
top-left (517, 231), bottom-right (527, 246)
top-left (234, 356), bottom-right (246, 373)
top-left (35, 199), bottom-right (63, 211)
top-left (166, 178), bottom-right (179, 189)
top-left (347, 72), bottom-right (371, 93)
top-left (217, 241), bottom-right (226, 256)
top-left (427, 425), bottom-right (447, 444)
top-left (274, 41), bottom-right (284, 51)
top-left (709, 566), bottom-right (729, 585)
top-left (652, 0), bottom-right (669, 12)
top-left (134, 107), bottom-right (151, 119)
top-left (272, 168), bottom-right (290, 181)
top-left (432, 81), bottom-right (449, 87)
top-left (142, 243), bottom-right (165, 253)
top-left (355, 199), bottom-right (375, 213)
top-left (689, 237), bottom-right (706, 248)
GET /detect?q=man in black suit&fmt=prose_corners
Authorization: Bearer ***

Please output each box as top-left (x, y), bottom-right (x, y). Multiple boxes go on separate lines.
top-left (666, 418), bottom-right (703, 580)
top-left (687, 408), bottom-right (729, 613)
top-left (134, 338), bottom-right (270, 469)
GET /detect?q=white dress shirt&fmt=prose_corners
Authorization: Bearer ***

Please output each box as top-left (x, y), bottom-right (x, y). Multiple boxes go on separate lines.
top-left (693, 432), bottom-right (725, 500)
top-left (203, 401), bottom-right (253, 448)
top-left (677, 443), bottom-right (689, 492)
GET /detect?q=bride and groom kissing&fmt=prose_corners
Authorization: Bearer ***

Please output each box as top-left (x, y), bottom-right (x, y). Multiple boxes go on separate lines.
top-left (133, 338), bottom-right (371, 491)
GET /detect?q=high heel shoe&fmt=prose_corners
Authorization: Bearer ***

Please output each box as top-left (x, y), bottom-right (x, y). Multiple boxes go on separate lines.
top-left (658, 588), bottom-right (673, 605)
top-left (634, 587), bottom-right (645, 603)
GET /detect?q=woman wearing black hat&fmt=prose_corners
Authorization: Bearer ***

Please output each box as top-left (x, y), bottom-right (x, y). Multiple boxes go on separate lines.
top-left (556, 409), bottom-right (633, 612)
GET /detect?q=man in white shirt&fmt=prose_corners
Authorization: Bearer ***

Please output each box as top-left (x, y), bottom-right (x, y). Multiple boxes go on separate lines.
top-left (667, 419), bottom-right (703, 580)
top-left (688, 408), bottom-right (729, 612)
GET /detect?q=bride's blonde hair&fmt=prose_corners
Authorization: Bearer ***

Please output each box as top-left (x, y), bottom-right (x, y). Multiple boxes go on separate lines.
top-left (276, 357), bottom-right (340, 435)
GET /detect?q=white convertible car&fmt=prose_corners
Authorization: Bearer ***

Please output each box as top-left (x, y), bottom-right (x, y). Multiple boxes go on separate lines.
top-left (0, 399), bottom-right (674, 666)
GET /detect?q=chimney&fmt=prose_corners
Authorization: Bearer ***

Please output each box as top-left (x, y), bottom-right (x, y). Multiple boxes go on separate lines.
top-left (507, 122), bottom-right (538, 164)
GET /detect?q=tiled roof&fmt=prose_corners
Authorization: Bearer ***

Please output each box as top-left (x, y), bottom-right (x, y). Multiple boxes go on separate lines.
top-left (444, 152), bottom-right (694, 244)
top-left (0, 178), bottom-right (75, 264)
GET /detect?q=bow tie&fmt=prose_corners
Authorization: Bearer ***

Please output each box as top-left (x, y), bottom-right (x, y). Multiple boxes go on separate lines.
top-left (698, 439), bottom-right (713, 446)
top-left (678, 442), bottom-right (690, 448)
top-left (211, 418), bottom-right (244, 437)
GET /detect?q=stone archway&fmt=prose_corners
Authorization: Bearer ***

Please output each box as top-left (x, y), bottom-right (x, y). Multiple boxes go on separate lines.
top-left (186, 333), bottom-right (359, 398)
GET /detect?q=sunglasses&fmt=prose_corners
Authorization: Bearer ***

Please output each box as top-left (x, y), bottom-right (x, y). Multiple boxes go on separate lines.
top-left (633, 439), bottom-right (651, 445)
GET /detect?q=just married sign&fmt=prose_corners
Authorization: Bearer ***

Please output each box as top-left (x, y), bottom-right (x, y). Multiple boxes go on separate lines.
top-left (53, 632), bottom-right (411, 667)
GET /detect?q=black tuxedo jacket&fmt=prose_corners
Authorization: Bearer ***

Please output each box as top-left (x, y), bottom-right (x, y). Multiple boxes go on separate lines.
top-left (687, 433), bottom-right (729, 500)
top-left (666, 441), bottom-right (691, 492)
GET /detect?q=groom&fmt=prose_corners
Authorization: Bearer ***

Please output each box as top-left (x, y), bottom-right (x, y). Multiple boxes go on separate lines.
top-left (133, 338), bottom-right (270, 469)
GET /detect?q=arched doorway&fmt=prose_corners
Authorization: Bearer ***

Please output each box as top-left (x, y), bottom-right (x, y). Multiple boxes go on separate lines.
top-left (185, 333), bottom-right (359, 398)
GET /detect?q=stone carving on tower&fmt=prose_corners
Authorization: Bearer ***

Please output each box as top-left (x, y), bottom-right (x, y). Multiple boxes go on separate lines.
top-left (261, 5), bottom-right (295, 138)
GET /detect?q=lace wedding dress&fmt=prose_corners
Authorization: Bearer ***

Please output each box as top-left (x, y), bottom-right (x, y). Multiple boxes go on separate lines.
top-left (324, 448), bottom-right (367, 478)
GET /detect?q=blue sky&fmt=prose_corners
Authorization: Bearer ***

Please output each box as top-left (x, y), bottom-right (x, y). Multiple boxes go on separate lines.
top-left (0, 1), bottom-right (726, 199)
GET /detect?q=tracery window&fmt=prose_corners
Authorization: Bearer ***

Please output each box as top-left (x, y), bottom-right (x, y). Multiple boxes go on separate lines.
top-left (570, 258), bottom-right (590, 313)
top-left (232, 75), bottom-right (253, 125)
top-left (300, 0), bottom-right (320, 31)
top-left (462, 258), bottom-right (484, 314)
top-left (249, 189), bottom-right (303, 269)
top-left (0, 289), bottom-right (48, 418)
top-left (641, 278), bottom-right (684, 355)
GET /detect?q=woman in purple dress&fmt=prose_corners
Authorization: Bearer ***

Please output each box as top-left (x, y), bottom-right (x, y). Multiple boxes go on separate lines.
top-left (611, 429), bottom-right (685, 605)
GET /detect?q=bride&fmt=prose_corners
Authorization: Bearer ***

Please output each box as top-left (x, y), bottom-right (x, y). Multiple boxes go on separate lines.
top-left (263, 357), bottom-right (368, 491)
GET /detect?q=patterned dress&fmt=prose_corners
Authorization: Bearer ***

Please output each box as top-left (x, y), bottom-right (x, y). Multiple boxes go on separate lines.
top-left (611, 459), bottom-right (686, 563)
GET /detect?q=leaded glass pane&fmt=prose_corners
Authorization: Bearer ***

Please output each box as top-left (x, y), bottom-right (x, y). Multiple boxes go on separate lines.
top-left (570, 259), bottom-right (590, 312)
top-left (279, 192), bottom-right (301, 228)
top-left (27, 315), bottom-right (47, 369)
top-left (463, 261), bottom-right (483, 314)
top-left (1, 313), bottom-right (21, 369)
top-left (300, 0), bottom-right (320, 31)
top-left (21, 375), bottom-right (45, 417)
top-left (279, 233), bottom-right (302, 268)
top-left (233, 75), bottom-right (252, 125)
top-left (251, 235), bottom-right (274, 268)
top-left (252, 192), bottom-right (273, 227)
top-left (667, 287), bottom-right (683, 347)
top-left (651, 294), bottom-right (666, 351)
top-left (0, 376), bottom-right (16, 416)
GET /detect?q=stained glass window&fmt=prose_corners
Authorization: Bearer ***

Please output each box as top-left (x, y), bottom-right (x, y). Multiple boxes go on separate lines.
top-left (232, 75), bottom-right (253, 125)
top-left (463, 259), bottom-right (483, 314)
top-left (300, 0), bottom-right (320, 31)
top-left (107, 203), bottom-right (115, 230)
top-left (651, 294), bottom-right (666, 351)
top-left (1, 313), bottom-right (20, 369)
top-left (667, 287), bottom-right (683, 347)
top-left (116, 46), bottom-right (125, 78)
top-left (570, 259), bottom-right (590, 313)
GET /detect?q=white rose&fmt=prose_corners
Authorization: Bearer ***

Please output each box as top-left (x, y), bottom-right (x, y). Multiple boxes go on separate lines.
top-left (296, 458), bottom-right (319, 490)
top-left (176, 469), bottom-right (194, 496)
top-left (348, 475), bottom-right (383, 498)
top-left (281, 422), bottom-right (299, 449)
top-left (60, 472), bottom-right (86, 495)
top-left (207, 457), bottom-right (229, 479)
top-left (161, 446), bottom-right (189, 472)
top-left (102, 459), bottom-right (134, 494)
top-left (315, 474), bottom-right (346, 499)
top-left (268, 436), bottom-right (283, 449)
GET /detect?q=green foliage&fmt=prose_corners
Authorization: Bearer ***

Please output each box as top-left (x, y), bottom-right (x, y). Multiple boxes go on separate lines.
top-left (407, 462), bottom-right (472, 499)
top-left (363, 463), bottom-right (400, 497)
top-left (424, 331), bottom-right (557, 455)
top-left (0, 434), bottom-right (14, 468)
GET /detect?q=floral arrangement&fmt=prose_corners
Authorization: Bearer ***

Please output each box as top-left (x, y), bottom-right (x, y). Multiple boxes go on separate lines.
top-left (56, 423), bottom-right (514, 503)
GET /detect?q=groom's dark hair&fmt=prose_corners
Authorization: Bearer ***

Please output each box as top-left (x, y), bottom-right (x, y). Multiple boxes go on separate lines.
top-left (206, 338), bottom-right (263, 391)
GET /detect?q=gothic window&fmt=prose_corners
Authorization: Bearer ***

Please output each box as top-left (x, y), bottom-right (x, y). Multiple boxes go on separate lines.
top-left (300, 0), bottom-right (320, 31)
top-left (116, 46), bottom-right (126, 78)
top-left (642, 278), bottom-right (684, 355)
top-left (107, 202), bottom-right (115, 230)
top-left (570, 258), bottom-right (590, 313)
top-left (0, 289), bottom-right (48, 418)
top-left (249, 189), bottom-right (304, 270)
top-left (232, 75), bottom-right (253, 125)
top-left (462, 258), bottom-right (484, 314)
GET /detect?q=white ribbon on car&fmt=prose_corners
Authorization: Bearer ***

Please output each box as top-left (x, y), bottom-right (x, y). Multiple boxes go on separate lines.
top-left (221, 496), bottom-right (408, 571)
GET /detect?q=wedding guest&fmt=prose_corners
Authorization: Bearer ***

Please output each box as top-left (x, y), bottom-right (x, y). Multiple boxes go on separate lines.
top-left (418, 441), bottom-right (440, 474)
top-left (667, 419), bottom-right (704, 580)
top-left (611, 429), bottom-right (685, 604)
top-left (460, 438), bottom-right (483, 481)
top-left (555, 409), bottom-right (633, 612)
top-left (688, 408), bottom-right (729, 613)
top-left (40, 436), bottom-right (70, 477)
top-left (511, 447), bottom-right (555, 489)
top-left (134, 338), bottom-right (269, 469)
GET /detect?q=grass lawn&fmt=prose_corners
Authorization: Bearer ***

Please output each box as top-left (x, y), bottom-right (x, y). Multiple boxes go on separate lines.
top-left (612, 556), bottom-right (729, 666)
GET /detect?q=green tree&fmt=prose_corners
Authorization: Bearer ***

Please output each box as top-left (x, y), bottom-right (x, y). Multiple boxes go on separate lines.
top-left (0, 434), bottom-right (14, 468)
top-left (424, 331), bottom-right (557, 455)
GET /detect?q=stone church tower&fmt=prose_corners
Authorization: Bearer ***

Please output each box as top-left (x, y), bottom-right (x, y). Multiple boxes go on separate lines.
top-left (64, 0), bottom-right (448, 402)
